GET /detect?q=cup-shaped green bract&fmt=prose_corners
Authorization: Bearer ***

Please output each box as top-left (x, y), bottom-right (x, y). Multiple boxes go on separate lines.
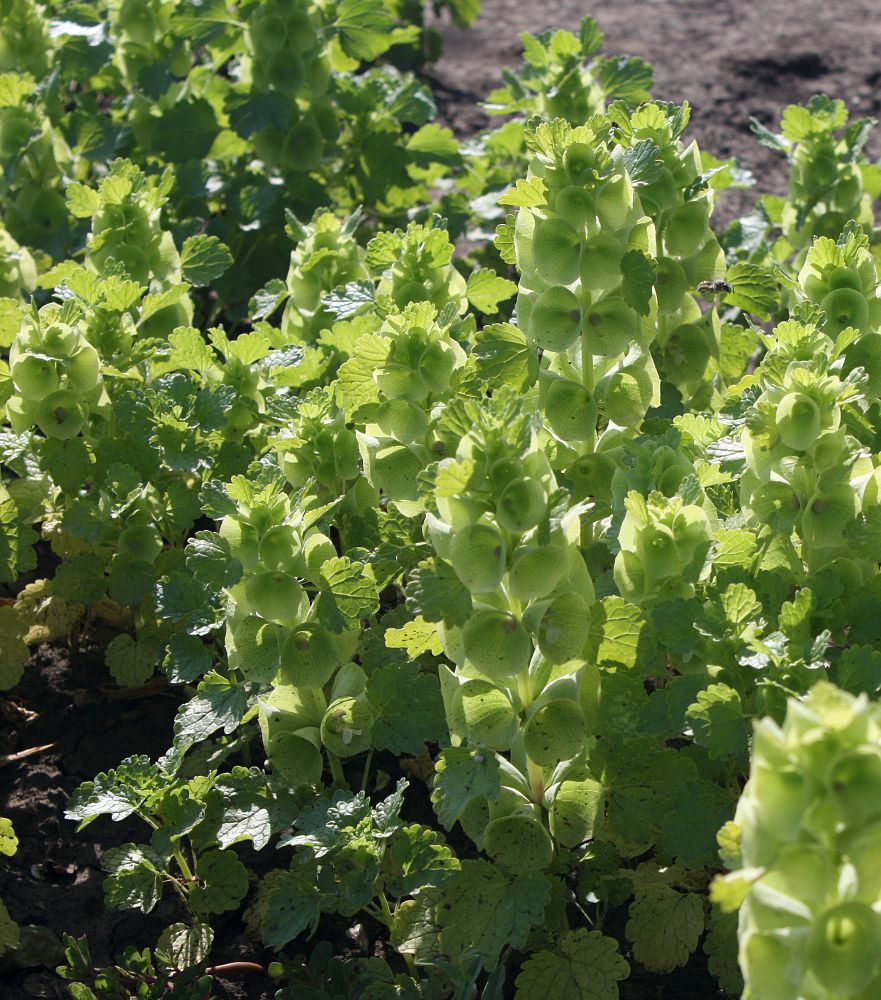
top-left (303, 532), bottom-right (336, 583)
top-left (604, 365), bottom-right (653, 427)
top-left (286, 8), bottom-right (317, 54)
top-left (671, 504), bottom-right (712, 556)
top-left (118, 525), bottom-right (163, 565)
top-left (767, 844), bottom-right (837, 914)
top-left (483, 813), bottom-right (554, 871)
top-left (639, 167), bottom-right (678, 215)
top-left (220, 518), bottom-right (260, 573)
top-left (280, 116), bottom-right (323, 173)
top-left (820, 286), bottom-right (870, 337)
top-left (533, 217), bottom-right (582, 286)
top-left (495, 476), bottom-right (547, 534)
top-left (258, 524), bottom-right (303, 573)
top-left (654, 257), bottom-right (688, 315)
top-left (375, 400), bottom-right (430, 444)
top-left (369, 443), bottom-right (424, 501)
top-left (536, 591), bottom-right (591, 663)
top-left (544, 377), bottom-right (597, 442)
top-left (268, 730), bottom-right (324, 789)
top-left (664, 200), bottom-right (710, 258)
top-left (10, 354), bottom-right (59, 399)
top-left (418, 339), bottom-right (458, 396)
top-left (320, 696), bottom-right (375, 757)
top-left (527, 286), bottom-right (583, 352)
top-left (568, 452), bottom-right (616, 503)
top-left (255, 48), bottom-right (306, 96)
top-left (460, 679), bottom-right (519, 750)
top-left (635, 524), bottom-right (680, 582)
top-left (462, 609), bottom-right (532, 679)
top-left (827, 746), bottom-right (881, 827)
top-left (776, 392), bottom-right (822, 452)
top-left (34, 389), bottom-right (88, 439)
top-left (248, 6), bottom-right (289, 54)
top-left (279, 623), bottom-right (341, 689)
top-left (449, 522), bottom-right (507, 593)
top-left (523, 698), bottom-right (587, 767)
top-left (554, 185), bottom-right (596, 231)
top-left (800, 482), bottom-right (858, 555)
top-left (740, 934), bottom-right (795, 1000)
top-left (549, 776), bottom-right (603, 847)
top-left (66, 345), bottom-right (101, 393)
top-left (580, 232), bottom-right (624, 293)
top-left (806, 903), bottom-right (881, 996)
top-left (564, 142), bottom-right (600, 185)
top-left (595, 173), bottom-right (634, 231)
top-left (508, 544), bottom-right (567, 602)
top-left (232, 615), bottom-right (285, 684)
top-left (583, 296), bottom-right (639, 357)
top-left (243, 570), bottom-right (306, 625)
top-left (660, 322), bottom-right (712, 385)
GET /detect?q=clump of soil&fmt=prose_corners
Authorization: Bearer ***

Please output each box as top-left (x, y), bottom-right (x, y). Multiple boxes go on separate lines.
top-left (427, 0), bottom-right (881, 223)
top-left (0, 647), bottom-right (273, 1000)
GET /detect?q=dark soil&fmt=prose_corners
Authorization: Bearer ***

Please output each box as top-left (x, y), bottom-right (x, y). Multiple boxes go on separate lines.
top-left (428, 0), bottom-right (881, 224)
top-left (0, 646), bottom-right (276, 1000)
top-left (5, 2), bottom-right (881, 998)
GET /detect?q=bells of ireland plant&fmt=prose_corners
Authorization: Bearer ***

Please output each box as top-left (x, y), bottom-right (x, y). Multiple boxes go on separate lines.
top-left (279, 208), bottom-right (368, 344)
top-left (797, 226), bottom-right (881, 340)
top-left (0, 226), bottom-right (36, 299)
top-left (408, 392), bottom-right (600, 865)
top-left (774, 96), bottom-right (878, 261)
top-left (714, 683), bottom-right (881, 999)
top-left (507, 117), bottom-right (660, 462)
top-left (7, 307), bottom-right (106, 440)
top-left (614, 490), bottom-right (713, 605)
top-left (607, 101), bottom-right (728, 400)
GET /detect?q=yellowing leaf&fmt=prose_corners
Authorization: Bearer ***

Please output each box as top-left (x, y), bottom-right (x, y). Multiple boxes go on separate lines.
top-left (385, 616), bottom-right (443, 658)
top-left (499, 177), bottom-right (547, 208)
top-left (0, 818), bottom-right (17, 857)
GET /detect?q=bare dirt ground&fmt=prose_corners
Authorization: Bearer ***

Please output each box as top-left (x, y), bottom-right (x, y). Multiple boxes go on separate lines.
top-left (429, 0), bottom-right (881, 222)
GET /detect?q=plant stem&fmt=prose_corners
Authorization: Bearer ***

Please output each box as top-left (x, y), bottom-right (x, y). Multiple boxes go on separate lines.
top-left (516, 671), bottom-right (545, 801)
top-left (327, 751), bottom-right (347, 787)
top-left (378, 890), bottom-right (394, 928)
top-left (173, 845), bottom-right (194, 884)
top-left (360, 747), bottom-right (374, 794)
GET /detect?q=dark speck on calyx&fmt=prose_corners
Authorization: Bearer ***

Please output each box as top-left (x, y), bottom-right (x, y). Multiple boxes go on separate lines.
top-left (589, 313), bottom-right (602, 326)
top-left (501, 616), bottom-right (516, 633)
top-left (54, 407), bottom-right (67, 422)
top-left (569, 309), bottom-right (581, 323)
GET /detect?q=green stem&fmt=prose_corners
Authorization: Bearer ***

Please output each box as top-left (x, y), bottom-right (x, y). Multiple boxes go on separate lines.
top-left (516, 672), bottom-right (545, 803)
top-left (173, 844), bottom-right (195, 884)
top-left (581, 323), bottom-right (595, 394)
top-left (327, 751), bottom-right (347, 787)
top-left (377, 890), bottom-right (394, 929)
top-left (360, 747), bottom-right (374, 794)
top-left (580, 306), bottom-right (598, 456)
